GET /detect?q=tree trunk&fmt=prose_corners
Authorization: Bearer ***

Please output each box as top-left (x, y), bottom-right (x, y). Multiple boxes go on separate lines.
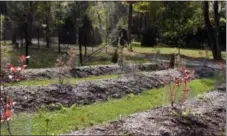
top-left (46, 2), bottom-right (50, 48)
top-left (213, 1), bottom-right (222, 60)
top-left (170, 54), bottom-right (175, 68)
top-left (37, 28), bottom-right (40, 49)
top-left (128, 2), bottom-right (133, 44)
top-left (46, 22), bottom-right (50, 48)
top-left (28, 1), bottom-right (33, 46)
top-left (203, 1), bottom-right (222, 60)
top-left (12, 30), bottom-right (16, 45)
top-left (105, 4), bottom-right (108, 45)
top-left (139, 13), bottom-right (143, 40)
top-left (58, 33), bottom-right (61, 53)
top-left (79, 43), bottom-right (82, 65)
top-left (78, 27), bottom-right (83, 65)
top-left (25, 20), bottom-right (29, 65)
top-left (20, 25), bottom-right (23, 48)
top-left (85, 45), bottom-right (87, 57)
top-left (84, 32), bottom-right (87, 57)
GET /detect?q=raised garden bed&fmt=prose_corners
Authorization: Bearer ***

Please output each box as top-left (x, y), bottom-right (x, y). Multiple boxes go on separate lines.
top-left (2, 78), bottom-right (217, 135)
top-left (6, 67), bottom-right (214, 112)
top-left (65, 85), bottom-right (226, 136)
top-left (21, 63), bottom-right (168, 80)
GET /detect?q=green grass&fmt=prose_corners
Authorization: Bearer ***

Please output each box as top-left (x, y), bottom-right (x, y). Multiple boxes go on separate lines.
top-left (86, 61), bottom-right (112, 66)
top-left (7, 74), bottom-right (120, 87)
top-left (1, 78), bottom-right (215, 135)
top-left (131, 42), bottom-right (226, 59)
top-left (8, 47), bottom-right (65, 68)
top-left (4, 43), bottom-right (226, 69)
top-left (86, 60), bottom-right (150, 66)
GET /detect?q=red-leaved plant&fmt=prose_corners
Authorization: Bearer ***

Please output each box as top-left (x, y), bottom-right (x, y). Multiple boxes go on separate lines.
top-left (169, 66), bottom-right (195, 107)
top-left (0, 55), bottom-right (29, 135)
top-left (7, 55), bottom-right (30, 82)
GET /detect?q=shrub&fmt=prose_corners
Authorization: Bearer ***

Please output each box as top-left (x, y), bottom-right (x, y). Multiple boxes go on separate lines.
top-left (0, 55), bottom-right (29, 135)
top-left (168, 67), bottom-right (195, 107)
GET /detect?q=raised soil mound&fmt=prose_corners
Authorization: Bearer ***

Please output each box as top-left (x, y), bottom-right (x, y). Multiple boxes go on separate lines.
top-left (65, 85), bottom-right (226, 136)
top-left (21, 63), bottom-right (168, 80)
top-left (6, 68), bottom-right (214, 112)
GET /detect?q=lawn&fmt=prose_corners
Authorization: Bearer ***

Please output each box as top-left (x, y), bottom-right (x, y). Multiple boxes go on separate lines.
top-left (1, 78), bottom-right (215, 135)
top-left (131, 42), bottom-right (226, 59)
top-left (6, 47), bottom-right (65, 69)
top-left (6, 74), bottom-right (120, 87)
top-left (2, 43), bottom-right (226, 69)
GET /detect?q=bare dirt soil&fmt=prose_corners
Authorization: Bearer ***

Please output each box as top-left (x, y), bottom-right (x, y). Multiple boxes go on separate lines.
top-left (7, 69), bottom-right (182, 112)
top-left (6, 67), bottom-right (214, 113)
top-left (65, 85), bottom-right (226, 136)
top-left (20, 63), bottom-right (167, 80)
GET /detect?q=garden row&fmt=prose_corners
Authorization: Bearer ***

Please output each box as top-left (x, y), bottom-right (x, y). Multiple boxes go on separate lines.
top-left (21, 63), bottom-right (168, 80)
top-left (6, 67), bottom-right (214, 112)
top-left (65, 85), bottom-right (226, 135)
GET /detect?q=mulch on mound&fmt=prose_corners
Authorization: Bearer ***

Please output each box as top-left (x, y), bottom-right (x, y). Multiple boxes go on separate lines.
top-left (66, 86), bottom-right (226, 136)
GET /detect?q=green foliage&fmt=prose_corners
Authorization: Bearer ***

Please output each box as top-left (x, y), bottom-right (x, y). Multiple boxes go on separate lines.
top-left (160, 2), bottom-right (203, 39)
top-left (86, 2), bottom-right (107, 29)
top-left (116, 17), bottom-right (128, 30)
top-left (127, 93), bottom-right (136, 98)
top-left (131, 1), bottom-right (207, 49)
top-left (0, 113), bottom-right (34, 135)
top-left (133, 2), bottom-right (151, 13)
top-left (51, 2), bottom-right (70, 26)
top-left (86, 1), bottom-right (128, 43)
top-left (133, 1), bottom-right (163, 19)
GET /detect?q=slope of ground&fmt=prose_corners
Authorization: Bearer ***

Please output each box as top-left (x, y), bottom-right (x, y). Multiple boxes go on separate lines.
top-left (66, 85), bottom-right (226, 136)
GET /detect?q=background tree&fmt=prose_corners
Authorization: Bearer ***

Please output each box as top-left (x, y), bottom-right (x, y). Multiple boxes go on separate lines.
top-left (160, 2), bottom-right (202, 54)
top-left (79, 15), bottom-right (94, 57)
top-left (203, 1), bottom-right (222, 60)
top-left (1, 1), bottom-right (226, 61)
top-left (133, 2), bottom-right (164, 46)
top-left (127, 1), bottom-right (136, 44)
top-left (213, 1), bottom-right (222, 60)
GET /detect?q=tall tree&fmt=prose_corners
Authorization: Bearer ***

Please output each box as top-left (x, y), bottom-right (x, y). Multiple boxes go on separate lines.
top-left (80, 15), bottom-right (94, 57)
top-left (45, 2), bottom-right (51, 48)
top-left (28, 1), bottom-right (33, 45)
top-left (161, 2), bottom-right (200, 49)
top-left (213, 1), bottom-right (222, 60)
top-left (127, 2), bottom-right (134, 44)
top-left (203, 1), bottom-right (222, 60)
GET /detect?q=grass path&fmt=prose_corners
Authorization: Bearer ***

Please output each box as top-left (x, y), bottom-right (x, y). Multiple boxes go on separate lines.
top-left (131, 47), bottom-right (226, 59)
top-left (1, 78), bottom-right (216, 135)
top-left (6, 74), bottom-right (120, 87)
